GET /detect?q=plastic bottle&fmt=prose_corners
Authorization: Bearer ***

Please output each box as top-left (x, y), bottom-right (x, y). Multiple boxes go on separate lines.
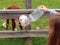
top-left (28, 6), bottom-right (44, 22)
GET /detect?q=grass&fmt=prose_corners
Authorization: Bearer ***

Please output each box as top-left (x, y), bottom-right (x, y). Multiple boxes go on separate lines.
top-left (31, 18), bottom-right (48, 29)
top-left (0, 37), bottom-right (48, 45)
top-left (0, 0), bottom-right (60, 9)
top-left (0, 38), bottom-right (25, 45)
top-left (32, 0), bottom-right (60, 9)
top-left (0, 0), bottom-right (60, 45)
top-left (32, 37), bottom-right (48, 45)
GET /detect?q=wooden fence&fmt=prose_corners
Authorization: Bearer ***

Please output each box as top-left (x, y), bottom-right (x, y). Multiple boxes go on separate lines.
top-left (0, 30), bottom-right (48, 38)
top-left (0, 9), bottom-right (60, 38)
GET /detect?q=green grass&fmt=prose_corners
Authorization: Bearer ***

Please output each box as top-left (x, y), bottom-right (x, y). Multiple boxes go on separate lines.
top-left (0, 0), bottom-right (60, 9)
top-left (0, 38), bottom-right (25, 45)
top-left (32, 0), bottom-right (60, 9)
top-left (0, 0), bottom-right (60, 45)
top-left (32, 37), bottom-right (48, 45)
top-left (31, 18), bottom-right (48, 29)
top-left (0, 37), bottom-right (48, 45)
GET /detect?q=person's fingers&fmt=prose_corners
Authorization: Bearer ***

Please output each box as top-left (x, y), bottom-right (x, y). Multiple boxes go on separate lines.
top-left (38, 6), bottom-right (48, 12)
top-left (37, 5), bottom-right (45, 10)
top-left (38, 5), bottom-right (45, 8)
top-left (38, 7), bottom-right (44, 11)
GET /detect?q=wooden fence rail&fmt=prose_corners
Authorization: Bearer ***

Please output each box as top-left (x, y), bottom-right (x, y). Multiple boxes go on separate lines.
top-left (0, 30), bottom-right (48, 38)
top-left (0, 9), bottom-right (60, 19)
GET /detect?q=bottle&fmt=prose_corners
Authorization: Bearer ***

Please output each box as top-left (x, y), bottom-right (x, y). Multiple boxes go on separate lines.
top-left (28, 6), bottom-right (44, 22)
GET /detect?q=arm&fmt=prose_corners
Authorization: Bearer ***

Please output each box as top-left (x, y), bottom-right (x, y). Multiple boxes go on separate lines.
top-left (50, 10), bottom-right (58, 15)
top-left (38, 6), bottom-right (58, 15)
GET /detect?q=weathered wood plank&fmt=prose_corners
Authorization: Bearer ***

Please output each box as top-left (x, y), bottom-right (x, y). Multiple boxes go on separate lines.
top-left (0, 9), bottom-right (33, 19)
top-left (0, 9), bottom-right (60, 19)
top-left (0, 9), bottom-right (33, 13)
top-left (0, 30), bottom-right (48, 38)
top-left (25, 0), bottom-right (32, 9)
top-left (25, 1), bottom-right (32, 45)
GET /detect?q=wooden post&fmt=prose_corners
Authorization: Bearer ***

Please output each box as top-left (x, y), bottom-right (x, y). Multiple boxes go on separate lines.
top-left (25, 0), bottom-right (32, 9)
top-left (24, 25), bottom-right (32, 45)
top-left (25, 0), bottom-right (32, 45)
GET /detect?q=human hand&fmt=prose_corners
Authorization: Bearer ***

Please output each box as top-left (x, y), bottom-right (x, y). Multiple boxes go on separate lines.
top-left (37, 5), bottom-right (51, 12)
